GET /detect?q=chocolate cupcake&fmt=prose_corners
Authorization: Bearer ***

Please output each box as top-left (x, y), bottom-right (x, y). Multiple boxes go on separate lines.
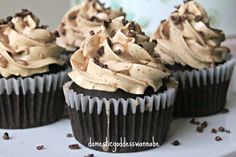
top-left (152, 0), bottom-right (235, 117)
top-left (64, 17), bottom-right (178, 152)
top-left (0, 9), bottom-right (68, 129)
top-left (56, 0), bottom-right (125, 51)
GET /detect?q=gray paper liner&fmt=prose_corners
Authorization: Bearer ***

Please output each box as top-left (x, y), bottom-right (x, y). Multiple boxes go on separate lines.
top-left (173, 58), bottom-right (236, 117)
top-left (64, 81), bottom-right (177, 152)
top-left (0, 69), bottom-right (70, 129)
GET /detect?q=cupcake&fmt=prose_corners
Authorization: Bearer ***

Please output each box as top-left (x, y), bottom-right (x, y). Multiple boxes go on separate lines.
top-left (56, 0), bottom-right (125, 51)
top-left (63, 17), bottom-right (178, 152)
top-left (152, 0), bottom-right (236, 117)
top-left (0, 9), bottom-right (68, 129)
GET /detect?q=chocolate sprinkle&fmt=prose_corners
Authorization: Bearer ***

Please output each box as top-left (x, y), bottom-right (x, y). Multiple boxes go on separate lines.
top-left (171, 140), bottom-right (181, 146)
top-left (36, 145), bottom-right (45, 150)
top-left (97, 46), bottom-right (105, 56)
top-left (89, 30), bottom-right (95, 36)
top-left (68, 144), bottom-right (80, 150)
top-left (218, 127), bottom-right (225, 132)
top-left (2, 132), bottom-right (10, 140)
top-left (215, 136), bottom-right (222, 141)
top-left (122, 18), bottom-right (128, 25)
top-left (84, 154), bottom-right (94, 157)
top-left (211, 128), bottom-right (217, 134)
top-left (94, 58), bottom-right (108, 69)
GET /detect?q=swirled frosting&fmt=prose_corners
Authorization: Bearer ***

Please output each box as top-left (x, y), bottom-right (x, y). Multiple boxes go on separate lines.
top-left (69, 17), bottom-right (170, 95)
top-left (57, 0), bottom-right (125, 51)
top-left (0, 9), bottom-right (65, 78)
top-left (153, 0), bottom-right (230, 69)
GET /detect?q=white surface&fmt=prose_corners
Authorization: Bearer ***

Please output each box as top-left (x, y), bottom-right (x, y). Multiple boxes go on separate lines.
top-left (0, 91), bottom-right (236, 157)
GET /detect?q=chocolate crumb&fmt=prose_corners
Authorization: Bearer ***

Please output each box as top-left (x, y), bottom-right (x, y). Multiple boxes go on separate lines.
top-left (218, 127), bottom-right (225, 132)
top-left (128, 21), bottom-right (136, 31)
top-left (107, 37), bottom-right (112, 47)
top-left (152, 39), bottom-right (158, 44)
top-left (36, 145), bottom-right (45, 150)
top-left (190, 118), bottom-right (200, 125)
top-left (171, 140), bottom-right (181, 146)
top-left (66, 133), bottom-right (73, 138)
top-left (110, 30), bottom-right (116, 38)
top-left (201, 121), bottom-right (208, 128)
top-left (68, 144), bottom-right (80, 150)
top-left (94, 58), bottom-right (108, 69)
top-left (3, 132), bottom-right (10, 140)
top-left (54, 31), bottom-right (60, 37)
top-left (196, 126), bottom-right (203, 133)
top-left (220, 108), bottom-right (229, 114)
top-left (211, 128), bottom-right (217, 134)
top-left (114, 49), bottom-right (122, 55)
top-left (84, 154), bottom-right (94, 157)
top-left (127, 31), bottom-right (136, 38)
top-left (122, 18), bottom-right (128, 26)
top-left (225, 130), bottom-right (230, 134)
top-left (215, 136), bottom-right (222, 141)
top-left (97, 46), bottom-right (105, 56)
top-left (103, 20), bottom-right (111, 28)
top-left (89, 30), bottom-right (95, 36)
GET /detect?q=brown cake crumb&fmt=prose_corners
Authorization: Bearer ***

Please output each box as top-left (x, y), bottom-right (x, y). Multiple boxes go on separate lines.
top-left (3, 132), bottom-right (10, 140)
top-left (36, 145), bottom-right (45, 150)
top-left (211, 128), bottom-right (217, 134)
top-left (215, 136), bottom-right (222, 141)
top-left (68, 144), bottom-right (80, 150)
top-left (171, 140), bottom-right (181, 146)
top-left (84, 154), bottom-right (94, 157)
top-left (66, 133), bottom-right (73, 138)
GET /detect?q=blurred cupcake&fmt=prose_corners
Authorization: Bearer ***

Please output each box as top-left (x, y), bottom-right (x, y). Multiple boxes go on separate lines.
top-left (0, 9), bottom-right (68, 129)
top-left (63, 17), bottom-right (177, 152)
top-left (56, 0), bottom-right (125, 51)
top-left (153, 0), bottom-right (235, 117)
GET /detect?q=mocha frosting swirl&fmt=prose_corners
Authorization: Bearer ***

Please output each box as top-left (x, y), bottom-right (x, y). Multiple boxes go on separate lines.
top-left (153, 0), bottom-right (230, 69)
top-left (57, 0), bottom-right (125, 51)
top-left (0, 9), bottom-right (65, 78)
top-left (69, 17), bottom-right (170, 95)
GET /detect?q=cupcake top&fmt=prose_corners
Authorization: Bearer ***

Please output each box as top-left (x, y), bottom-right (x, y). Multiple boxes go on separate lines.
top-left (0, 9), bottom-right (65, 78)
top-left (69, 17), bottom-right (170, 95)
top-left (153, 0), bottom-right (230, 70)
top-left (57, 0), bottom-right (125, 51)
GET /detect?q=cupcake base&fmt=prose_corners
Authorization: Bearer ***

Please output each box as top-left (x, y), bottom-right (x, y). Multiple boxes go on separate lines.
top-left (64, 81), bottom-right (177, 153)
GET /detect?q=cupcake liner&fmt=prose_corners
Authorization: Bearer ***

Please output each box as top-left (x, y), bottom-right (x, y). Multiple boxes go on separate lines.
top-left (173, 58), bottom-right (236, 117)
top-left (64, 81), bottom-right (177, 153)
top-left (0, 69), bottom-right (69, 129)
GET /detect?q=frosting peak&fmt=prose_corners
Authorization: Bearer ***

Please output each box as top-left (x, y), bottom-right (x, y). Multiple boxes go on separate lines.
top-left (0, 9), bottom-right (65, 77)
top-left (57, 0), bottom-right (125, 51)
top-left (153, 0), bottom-right (230, 69)
top-left (69, 17), bottom-right (170, 95)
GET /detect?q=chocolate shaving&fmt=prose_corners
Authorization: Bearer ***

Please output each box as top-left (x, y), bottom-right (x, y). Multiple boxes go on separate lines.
top-left (122, 18), bottom-right (128, 25)
top-left (110, 30), bottom-right (116, 38)
top-left (201, 121), bottom-right (208, 128)
top-left (103, 20), bottom-right (111, 28)
top-left (54, 31), bottom-right (60, 37)
top-left (196, 127), bottom-right (203, 133)
top-left (68, 144), bottom-right (80, 150)
top-left (2, 132), bottom-right (10, 140)
top-left (107, 37), bottom-right (112, 47)
top-left (220, 108), bottom-right (229, 114)
top-left (36, 145), bottom-right (45, 150)
top-left (66, 133), bottom-right (73, 138)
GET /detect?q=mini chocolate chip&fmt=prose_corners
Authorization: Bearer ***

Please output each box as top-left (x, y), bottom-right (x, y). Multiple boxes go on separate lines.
top-left (6, 16), bottom-right (13, 22)
top-left (127, 31), bottom-right (136, 38)
top-left (114, 49), bottom-right (122, 55)
top-left (36, 145), bottom-right (45, 150)
top-left (3, 132), bottom-right (10, 140)
top-left (128, 21), bottom-right (136, 31)
top-left (171, 140), bottom-right (180, 146)
top-left (84, 154), bottom-right (94, 157)
top-left (103, 20), bottom-right (111, 28)
top-left (215, 136), bottom-right (222, 141)
top-left (196, 127), bottom-right (203, 133)
top-left (152, 39), bottom-right (158, 44)
top-left (97, 46), bottom-right (104, 56)
top-left (54, 31), bottom-right (60, 37)
top-left (220, 108), bottom-right (229, 113)
top-left (195, 15), bottom-right (202, 22)
top-left (68, 144), bottom-right (80, 150)
top-left (171, 15), bottom-right (181, 24)
top-left (211, 128), bottom-right (217, 134)
top-left (107, 37), bottom-right (112, 47)
top-left (122, 18), bottom-right (128, 25)
top-left (66, 133), bottom-right (73, 138)
top-left (201, 121), bottom-right (208, 128)
top-left (110, 30), bottom-right (116, 38)
top-left (89, 30), bottom-right (95, 36)
top-left (218, 127), bottom-right (225, 132)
